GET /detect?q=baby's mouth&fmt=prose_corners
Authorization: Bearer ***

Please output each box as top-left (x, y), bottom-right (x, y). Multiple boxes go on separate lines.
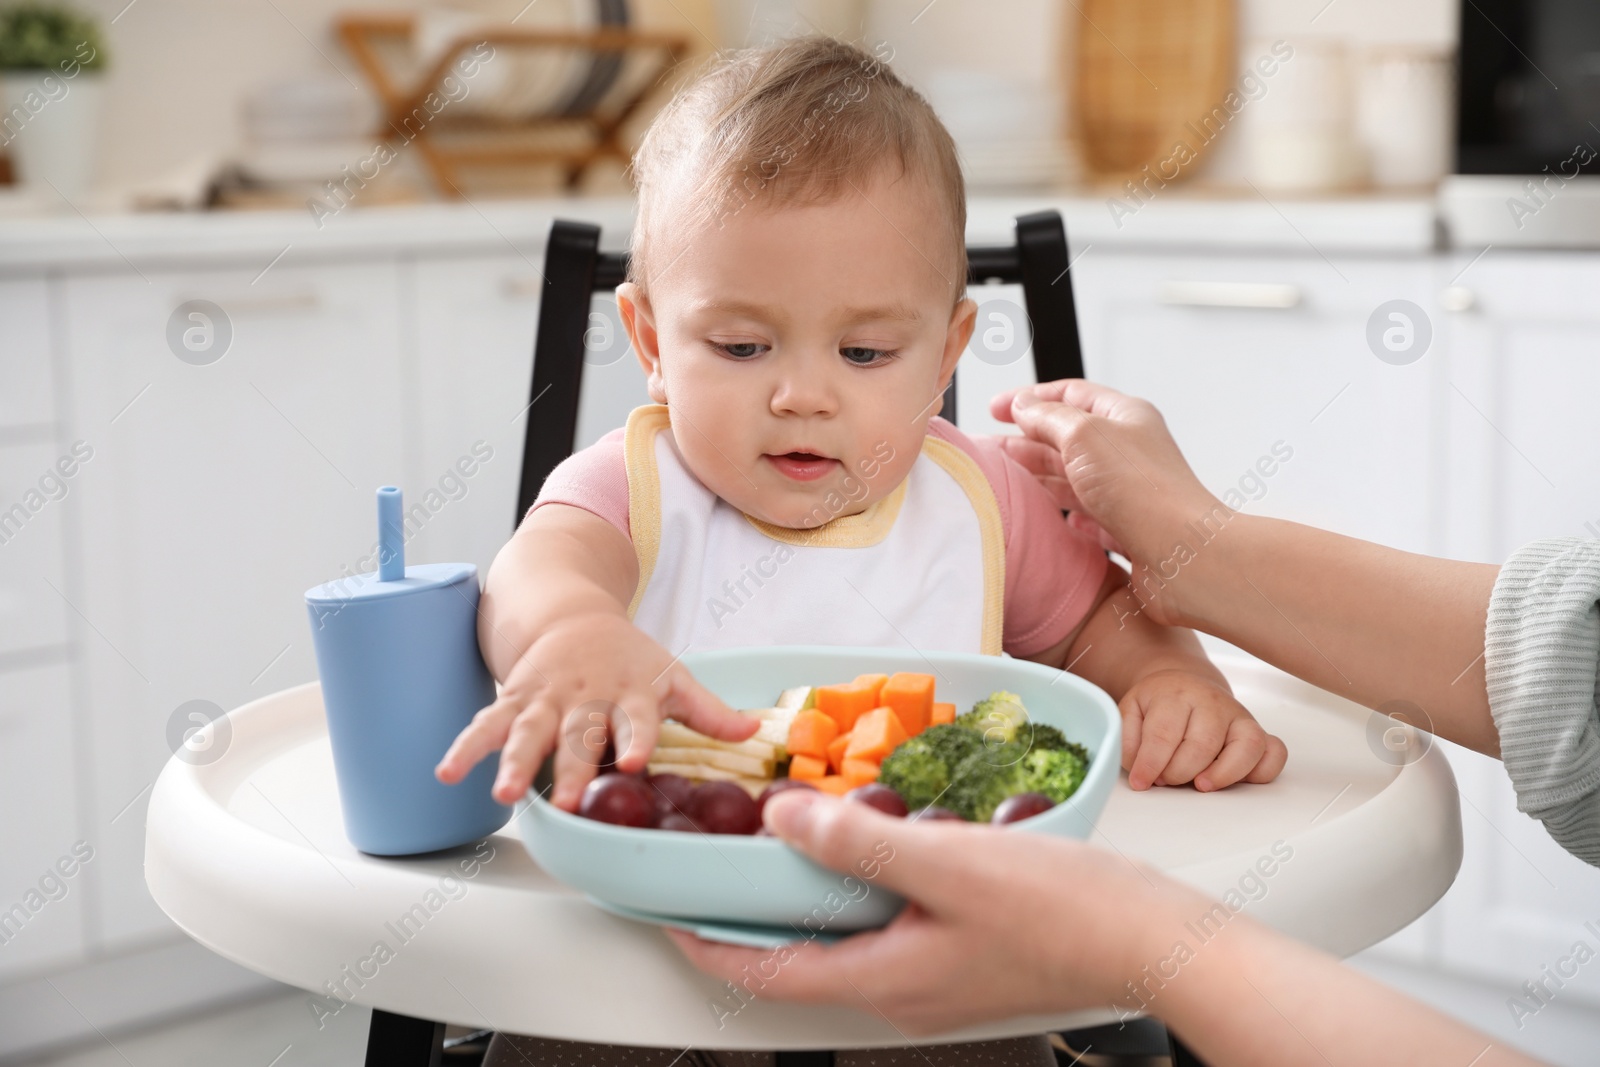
top-left (764, 451), bottom-right (840, 482)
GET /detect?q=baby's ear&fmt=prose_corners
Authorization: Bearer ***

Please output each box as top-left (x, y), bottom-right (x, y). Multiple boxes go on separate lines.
top-left (617, 282), bottom-right (667, 402)
top-left (940, 296), bottom-right (979, 384)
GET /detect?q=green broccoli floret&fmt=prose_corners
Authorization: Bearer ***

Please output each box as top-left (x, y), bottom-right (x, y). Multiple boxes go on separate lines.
top-left (877, 725), bottom-right (984, 811)
top-left (1013, 721), bottom-right (1089, 766)
top-left (885, 694), bottom-right (1094, 821)
top-left (1015, 747), bottom-right (1087, 805)
top-left (941, 755), bottom-right (1003, 821)
top-left (944, 737), bottom-right (1091, 822)
top-left (957, 690), bottom-right (1029, 743)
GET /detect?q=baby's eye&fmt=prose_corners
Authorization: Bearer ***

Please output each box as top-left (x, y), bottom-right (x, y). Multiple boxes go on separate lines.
top-left (711, 341), bottom-right (767, 360)
top-left (842, 346), bottom-right (895, 366)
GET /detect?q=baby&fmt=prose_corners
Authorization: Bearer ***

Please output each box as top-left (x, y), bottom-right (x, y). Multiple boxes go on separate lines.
top-left (436, 34), bottom-right (1286, 1067)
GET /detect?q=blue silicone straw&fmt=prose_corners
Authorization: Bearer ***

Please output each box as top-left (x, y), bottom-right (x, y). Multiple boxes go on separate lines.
top-left (377, 486), bottom-right (404, 581)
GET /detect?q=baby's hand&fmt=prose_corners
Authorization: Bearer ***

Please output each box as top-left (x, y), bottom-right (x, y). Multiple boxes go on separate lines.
top-left (433, 612), bottom-right (758, 811)
top-left (1118, 669), bottom-right (1287, 792)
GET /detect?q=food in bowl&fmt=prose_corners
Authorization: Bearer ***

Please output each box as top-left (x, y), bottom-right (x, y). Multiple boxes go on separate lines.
top-left (576, 671), bottom-right (1092, 832)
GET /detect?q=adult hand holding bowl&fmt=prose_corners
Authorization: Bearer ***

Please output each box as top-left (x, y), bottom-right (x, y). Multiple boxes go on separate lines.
top-left (667, 787), bottom-right (1189, 1035)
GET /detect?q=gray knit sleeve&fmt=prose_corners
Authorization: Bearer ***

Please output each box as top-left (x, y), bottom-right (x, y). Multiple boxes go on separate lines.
top-left (1484, 537), bottom-right (1600, 867)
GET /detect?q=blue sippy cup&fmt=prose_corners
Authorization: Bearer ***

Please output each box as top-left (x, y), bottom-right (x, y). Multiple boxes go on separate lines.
top-left (305, 486), bottom-right (510, 855)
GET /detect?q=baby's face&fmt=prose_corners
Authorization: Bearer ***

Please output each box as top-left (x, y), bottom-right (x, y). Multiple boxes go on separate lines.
top-left (618, 169), bottom-right (977, 529)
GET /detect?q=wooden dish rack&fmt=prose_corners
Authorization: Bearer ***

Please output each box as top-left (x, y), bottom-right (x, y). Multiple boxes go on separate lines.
top-left (336, 12), bottom-right (688, 197)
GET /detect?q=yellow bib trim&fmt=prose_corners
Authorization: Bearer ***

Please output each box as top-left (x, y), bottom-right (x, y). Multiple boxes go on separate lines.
top-left (742, 478), bottom-right (907, 548)
top-left (623, 404), bottom-right (671, 620)
top-left (922, 437), bottom-right (1006, 656)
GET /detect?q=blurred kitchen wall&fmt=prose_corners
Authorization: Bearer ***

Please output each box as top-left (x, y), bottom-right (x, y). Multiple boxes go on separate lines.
top-left (64, 0), bottom-right (1457, 198)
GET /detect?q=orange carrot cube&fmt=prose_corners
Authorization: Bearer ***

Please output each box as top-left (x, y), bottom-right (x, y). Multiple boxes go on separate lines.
top-left (845, 707), bottom-right (909, 762)
top-left (786, 709), bottom-right (839, 760)
top-left (840, 758), bottom-right (880, 788)
top-left (826, 733), bottom-right (852, 773)
top-left (930, 701), bottom-right (956, 726)
top-left (880, 672), bottom-right (936, 736)
top-left (815, 682), bottom-right (879, 733)
top-left (788, 754), bottom-right (827, 780)
top-left (852, 673), bottom-right (889, 704)
top-left (814, 775), bottom-right (853, 796)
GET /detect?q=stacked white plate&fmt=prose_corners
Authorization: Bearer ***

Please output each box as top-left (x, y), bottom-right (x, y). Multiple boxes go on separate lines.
top-left (925, 68), bottom-right (1072, 191)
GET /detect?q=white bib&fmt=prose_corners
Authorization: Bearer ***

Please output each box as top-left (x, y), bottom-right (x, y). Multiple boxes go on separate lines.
top-left (622, 404), bottom-right (1005, 657)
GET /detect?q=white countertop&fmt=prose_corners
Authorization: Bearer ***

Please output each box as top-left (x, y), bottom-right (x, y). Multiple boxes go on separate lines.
top-left (0, 189), bottom-right (1442, 273)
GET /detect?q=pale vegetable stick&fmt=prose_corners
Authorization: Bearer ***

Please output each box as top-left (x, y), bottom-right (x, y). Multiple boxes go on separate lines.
top-left (658, 721), bottom-right (779, 760)
top-left (651, 746), bottom-right (773, 778)
top-left (645, 762), bottom-right (769, 797)
top-left (776, 686), bottom-right (817, 711)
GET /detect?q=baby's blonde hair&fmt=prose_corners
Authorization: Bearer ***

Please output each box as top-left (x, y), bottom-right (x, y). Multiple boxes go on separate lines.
top-left (625, 34), bottom-right (967, 306)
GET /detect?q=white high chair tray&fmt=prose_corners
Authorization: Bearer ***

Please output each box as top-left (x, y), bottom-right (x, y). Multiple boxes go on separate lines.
top-left (145, 656), bottom-right (1461, 1050)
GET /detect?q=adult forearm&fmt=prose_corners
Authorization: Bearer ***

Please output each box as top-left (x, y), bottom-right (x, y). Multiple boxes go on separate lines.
top-left (1167, 513), bottom-right (1501, 756)
top-left (1158, 917), bottom-right (1538, 1066)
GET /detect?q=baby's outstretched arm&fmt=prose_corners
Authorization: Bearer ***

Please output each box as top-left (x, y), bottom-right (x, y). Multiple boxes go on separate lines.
top-left (1029, 565), bottom-right (1287, 792)
top-left (434, 503), bottom-right (758, 811)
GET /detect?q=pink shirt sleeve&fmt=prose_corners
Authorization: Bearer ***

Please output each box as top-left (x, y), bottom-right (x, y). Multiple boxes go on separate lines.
top-left (927, 417), bottom-right (1110, 659)
top-left (527, 427), bottom-right (631, 538)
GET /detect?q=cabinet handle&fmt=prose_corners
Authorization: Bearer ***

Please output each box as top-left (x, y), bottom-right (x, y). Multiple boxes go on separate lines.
top-left (1158, 282), bottom-right (1302, 309)
top-left (199, 293), bottom-right (321, 314)
top-left (502, 275), bottom-right (544, 300)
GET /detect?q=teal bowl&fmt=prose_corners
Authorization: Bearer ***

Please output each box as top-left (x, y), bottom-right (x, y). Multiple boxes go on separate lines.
top-left (517, 645), bottom-right (1121, 932)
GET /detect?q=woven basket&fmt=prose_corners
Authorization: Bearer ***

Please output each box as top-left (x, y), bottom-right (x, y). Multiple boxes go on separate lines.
top-left (1069, 0), bottom-right (1237, 183)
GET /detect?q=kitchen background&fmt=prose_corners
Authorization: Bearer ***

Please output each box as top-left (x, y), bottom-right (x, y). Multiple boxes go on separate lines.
top-left (3, 0), bottom-right (1600, 1064)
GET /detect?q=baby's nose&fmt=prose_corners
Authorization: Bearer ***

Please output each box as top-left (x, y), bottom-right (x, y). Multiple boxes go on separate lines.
top-left (769, 364), bottom-right (840, 417)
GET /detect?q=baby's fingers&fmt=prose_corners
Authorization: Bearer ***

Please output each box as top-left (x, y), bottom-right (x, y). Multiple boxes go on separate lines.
top-left (1194, 722), bottom-right (1287, 791)
top-left (494, 697), bottom-right (563, 805)
top-left (1157, 710), bottom-right (1231, 787)
top-left (659, 663), bottom-right (759, 742)
top-left (435, 694), bottom-right (520, 785)
top-left (551, 699), bottom-right (618, 811)
top-left (611, 691), bottom-right (664, 774)
top-left (1190, 717), bottom-right (1266, 792)
top-left (1243, 733), bottom-right (1288, 785)
top-left (1125, 701), bottom-right (1191, 791)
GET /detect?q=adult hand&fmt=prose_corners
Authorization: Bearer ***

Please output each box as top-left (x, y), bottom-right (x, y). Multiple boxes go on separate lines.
top-left (988, 382), bottom-right (1222, 622)
top-left (667, 789), bottom-right (1203, 1035)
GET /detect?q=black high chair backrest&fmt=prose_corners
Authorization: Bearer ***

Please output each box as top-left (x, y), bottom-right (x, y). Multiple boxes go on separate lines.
top-left (514, 209), bottom-right (1086, 529)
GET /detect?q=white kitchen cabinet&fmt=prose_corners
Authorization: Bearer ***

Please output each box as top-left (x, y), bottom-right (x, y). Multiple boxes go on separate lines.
top-left (1439, 252), bottom-right (1600, 561)
top-left (0, 662), bottom-right (86, 983)
top-left (406, 252), bottom-right (651, 580)
top-left (0, 277), bottom-right (55, 433)
top-left (60, 259), bottom-right (407, 950)
top-left (1068, 251), bottom-right (1444, 557)
top-left (0, 442), bottom-right (73, 657)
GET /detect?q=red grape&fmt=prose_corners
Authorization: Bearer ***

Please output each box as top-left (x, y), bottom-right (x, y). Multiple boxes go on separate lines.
top-left (844, 783), bottom-right (908, 817)
top-left (691, 781), bottom-right (762, 834)
top-left (578, 773), bottom-right (656, 828)
top-left (913, 805), bottom-right (965, 822)
top-left (756, 777), bottom-right (817, 817)
top-left (992, 792), bottom-right (1055, 824)
top-left (648, 773), bottom-right (697, 818)
top-left (657, 812), bottom-right (699, 833)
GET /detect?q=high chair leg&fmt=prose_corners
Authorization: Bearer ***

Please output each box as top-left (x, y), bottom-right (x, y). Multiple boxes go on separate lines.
top-left (366, 1008), bottom-right (446, 1067)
